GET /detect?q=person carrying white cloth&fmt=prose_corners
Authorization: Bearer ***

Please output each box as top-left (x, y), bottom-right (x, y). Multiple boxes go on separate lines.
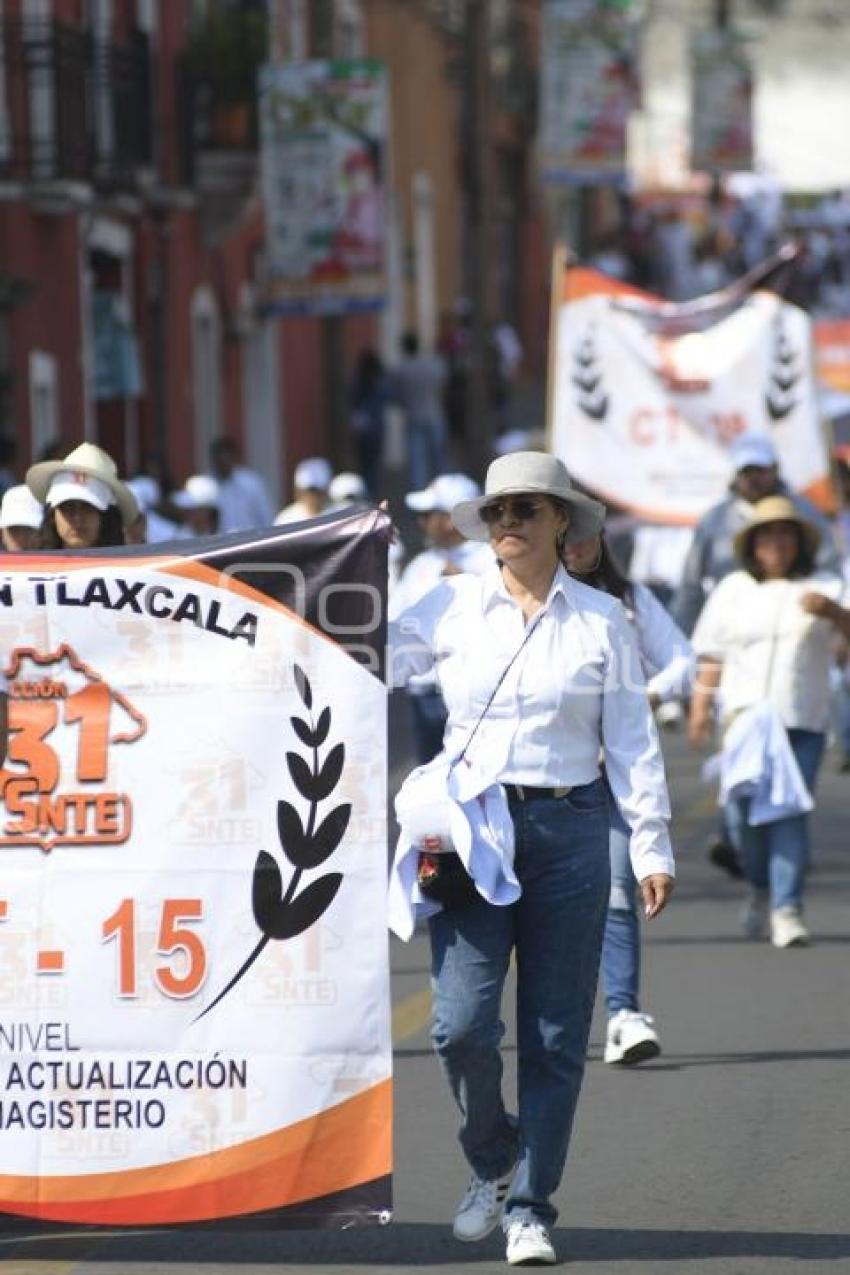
top-left (387, 452), bottom-right (674, 1267)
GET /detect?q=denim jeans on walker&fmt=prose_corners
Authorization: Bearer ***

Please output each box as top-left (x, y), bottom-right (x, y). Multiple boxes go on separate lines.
top-left (600, 801), bottom-right (640, 1015)
top-left (407, 413), bottom-right (446, 491)
top-left (725, 728), bottom-right (825, 910)
top-left (428, 778), bottom-right (610, 1228)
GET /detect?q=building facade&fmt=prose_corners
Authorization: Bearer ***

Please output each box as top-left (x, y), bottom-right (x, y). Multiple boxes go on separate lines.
top-left (0, 0), bottom-right (548, 499)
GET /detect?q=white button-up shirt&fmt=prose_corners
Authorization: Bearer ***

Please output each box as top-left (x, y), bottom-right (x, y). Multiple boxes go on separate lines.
top-left (389, 563), bottom-right (674, 880)
top-left (691, 569), bottom-right (846, 732)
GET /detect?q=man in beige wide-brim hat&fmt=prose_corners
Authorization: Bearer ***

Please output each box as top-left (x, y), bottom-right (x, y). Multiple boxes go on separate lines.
top-left (451, 451), bottom-right (606, 544)
top-left (732, 494), bottom-right (821, 564)
top-left (26, 442), bottom-right (138, 528)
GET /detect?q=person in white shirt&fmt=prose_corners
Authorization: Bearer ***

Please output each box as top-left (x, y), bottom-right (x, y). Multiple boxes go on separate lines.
top-left (563, 532), bottom-right (692, 1067)
top-left (274, 457), bottom-right (333, 526)
top-left (126, 476), bottom-right (180, 544)
top-left (389, 453), bottom-right (674, 1267)
top-left (390, 473), bottom-right (494, 763)
top-left (689, 496), bottom-right (850, 948)
top-left (208, 437), bottom-right (274, 533)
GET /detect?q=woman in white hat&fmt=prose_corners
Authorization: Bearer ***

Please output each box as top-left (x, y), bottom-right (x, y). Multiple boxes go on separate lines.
top-left (26, 443), bottom-right (137, 550)
top-left (689, 495), bottom-right (850, 948)
top-left (389, 452), bottom-right (674, 1266)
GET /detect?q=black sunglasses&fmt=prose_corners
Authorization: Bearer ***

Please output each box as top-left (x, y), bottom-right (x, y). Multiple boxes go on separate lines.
top-left (479, 497), bottom-right (545, 526)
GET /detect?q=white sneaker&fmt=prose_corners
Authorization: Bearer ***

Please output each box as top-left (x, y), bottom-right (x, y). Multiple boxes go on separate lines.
top-left (770, 906), bottom-right (809, 948)
top-left (505, 1218), bottom-right (556, 1266)
top-left (739, 890), bottom-right (769, 939)
top-left (604, 1009), bottom-right (661, 1065)
top-left (453, 1164), bottom-right (515, 1242)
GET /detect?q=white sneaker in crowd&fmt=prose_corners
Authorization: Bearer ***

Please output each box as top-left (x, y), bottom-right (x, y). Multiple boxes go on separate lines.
top-left (770, 906), bottom-right (809, 948)
top-left (604, 1009), bottom-right (661, 1065)
top-left (505, 1218), bottom-right (556, 1266)
top-left (739, 890), bottom-right (769, 939)
top-left (453, 1164), bottom-right (516, 1242)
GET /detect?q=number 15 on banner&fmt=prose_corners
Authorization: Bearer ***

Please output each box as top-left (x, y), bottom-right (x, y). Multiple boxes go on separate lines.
top-left (0, 898), bottom-right (208, 1000)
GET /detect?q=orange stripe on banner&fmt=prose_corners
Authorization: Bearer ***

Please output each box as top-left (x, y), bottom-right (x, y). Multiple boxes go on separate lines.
top-left (562, 266), bottom-right (656, 305)
top-left (160, 557), bottom-right (309, 629)
top-left (802, 474), bottom-right (839, 515)
top-left (0, 1080), bottom-right (391, 1224)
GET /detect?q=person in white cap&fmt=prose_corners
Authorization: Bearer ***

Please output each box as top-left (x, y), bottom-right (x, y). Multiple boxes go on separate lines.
top-left (26, 442), bottom-right (137, 549)
top-left (388, 452), bottom-right (674, 1267)
top-left (328, 471), bottom-right (368, 508)
top-left (275, 457), bottom-right (333, 525)
top-left (0, 485), bottom-right (44, 552)
top-left (390, 474), bottom-right (494, 763)
top-left (671, 431), bottom-right (841, 636)
top-left (172, 475), bottom-right (221, 539)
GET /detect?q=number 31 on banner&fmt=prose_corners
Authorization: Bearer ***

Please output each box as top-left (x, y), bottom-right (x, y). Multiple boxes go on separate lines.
top-left (102, 899), bottom-right (207, 999)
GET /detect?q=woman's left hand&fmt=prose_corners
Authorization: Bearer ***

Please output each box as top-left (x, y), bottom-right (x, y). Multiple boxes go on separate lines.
top-left (640, 874), bottom-right (674, 920)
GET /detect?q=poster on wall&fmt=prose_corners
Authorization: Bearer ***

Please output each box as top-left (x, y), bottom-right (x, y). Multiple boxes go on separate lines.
top-left (549, 265), bottom-right (833, 524)
top-left (259, 59), bottom-right (388, 315)
top-left (691, 29), bottom-right (753, 173)
top-left (538, 0), bottom-right (639, 184)
top-left (0, 510), bottom-right (392, 1231)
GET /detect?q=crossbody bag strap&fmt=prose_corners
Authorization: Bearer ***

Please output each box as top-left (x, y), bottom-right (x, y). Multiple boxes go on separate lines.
top-left (455, 610), bottom-right (544, 765)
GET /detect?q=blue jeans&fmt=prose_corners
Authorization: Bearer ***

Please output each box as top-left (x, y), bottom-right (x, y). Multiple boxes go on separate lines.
top-left (429, 779), bottom-right (610, 1227)
top-left (725, 728), bottom-right (825, 910)
top-left (408, 689), bottom-right (448, 765)
top-left (600, 801), bottom-right (640, 1015)
top-left (407, 413), bottom-right (446, 491)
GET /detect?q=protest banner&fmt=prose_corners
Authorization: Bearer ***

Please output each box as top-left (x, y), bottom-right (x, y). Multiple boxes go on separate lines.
top-left (259, 59), bottom-right (388, 315)
top-left (0, 509), bottom-right (392, 1230)
top-left (548, 258), bottom-right (835, 524)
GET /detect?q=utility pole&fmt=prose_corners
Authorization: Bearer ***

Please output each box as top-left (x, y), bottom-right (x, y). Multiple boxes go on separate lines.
top-left (462, 0), bottom-right (492, 473)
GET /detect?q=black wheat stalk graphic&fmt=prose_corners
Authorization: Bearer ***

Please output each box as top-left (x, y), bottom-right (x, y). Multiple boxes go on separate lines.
top-left (572, 326), bottom-right (609, 420)
top-left (195, 664), bottom-right (349, 1021)
top-left (765, 313), bottom-right (799, 421)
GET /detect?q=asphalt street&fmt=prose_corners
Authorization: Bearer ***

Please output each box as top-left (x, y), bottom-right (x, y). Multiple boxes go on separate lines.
top-left (2, 707), bottom-right (850, 1274)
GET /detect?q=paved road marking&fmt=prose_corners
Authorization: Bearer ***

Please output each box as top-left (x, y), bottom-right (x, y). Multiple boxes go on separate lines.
top-left (392, 986), bottom-right (431, 1045)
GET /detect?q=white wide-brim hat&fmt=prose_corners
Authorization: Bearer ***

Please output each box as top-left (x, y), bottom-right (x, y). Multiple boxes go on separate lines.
top-left (451, 452), bottom-right (605, 544)
top-left (26, 442), bottom-right (138, 527)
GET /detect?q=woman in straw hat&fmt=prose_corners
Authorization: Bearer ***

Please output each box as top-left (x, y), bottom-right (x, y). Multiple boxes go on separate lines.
top-left (689, 495), bottom-right (850, 948)
top-left (26, 443), bottom-right (137, 550)
top-left (389, 452), bottom-right (674, 1266)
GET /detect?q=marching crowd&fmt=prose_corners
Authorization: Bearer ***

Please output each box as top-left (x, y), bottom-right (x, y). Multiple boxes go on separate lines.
top-left (1, 421), bottom-right (848, 1267)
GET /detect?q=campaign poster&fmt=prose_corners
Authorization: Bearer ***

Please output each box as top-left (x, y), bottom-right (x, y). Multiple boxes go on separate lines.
top-left (259, 59), bottom-right (388, 315)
